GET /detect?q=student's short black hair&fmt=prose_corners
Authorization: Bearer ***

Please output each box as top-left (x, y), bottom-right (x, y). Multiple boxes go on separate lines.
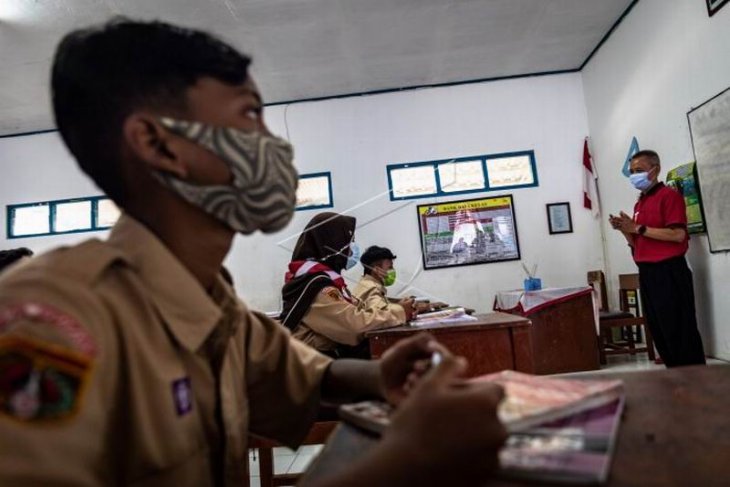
top-left (0, 248), bottom-right (33, 273)
top-left (51, 18), bottom-right (251, 204)
top-left (631, 150), bottom-right (661, 166)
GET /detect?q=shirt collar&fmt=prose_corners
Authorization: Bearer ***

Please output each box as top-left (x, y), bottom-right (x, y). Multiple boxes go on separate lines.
top-left (107, 214), bottom-right (235, 352)
top-left (640, 181), bottom-right (664, 199)
top-left (363, 274), bottom-right (385, 291)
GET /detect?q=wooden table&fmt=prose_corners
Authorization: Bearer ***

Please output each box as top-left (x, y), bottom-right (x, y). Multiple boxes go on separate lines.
top-left (301, 365), bottom-right (730, 486)
top-left (496, 290), bottom-right (600, 374)
top-left (366, 312), bottom-right (534, 377)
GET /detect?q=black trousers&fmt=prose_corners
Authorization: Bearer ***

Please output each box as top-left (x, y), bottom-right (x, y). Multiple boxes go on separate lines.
top-left (638, 255), bottom-right (706, 367)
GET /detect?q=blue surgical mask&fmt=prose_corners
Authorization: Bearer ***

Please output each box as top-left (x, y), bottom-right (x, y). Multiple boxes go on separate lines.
top-left (346, 242), bottom-right (361, 270)
top-left (629, 171), bottom-right (653, 191)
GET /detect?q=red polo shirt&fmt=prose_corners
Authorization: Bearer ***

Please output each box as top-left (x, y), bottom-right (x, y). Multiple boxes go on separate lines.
top-left (632, 183), bottom-right (688, 263)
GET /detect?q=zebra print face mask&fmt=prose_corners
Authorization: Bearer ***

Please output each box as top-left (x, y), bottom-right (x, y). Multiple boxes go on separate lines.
top-left (155, 117), bottom-right (298, 235)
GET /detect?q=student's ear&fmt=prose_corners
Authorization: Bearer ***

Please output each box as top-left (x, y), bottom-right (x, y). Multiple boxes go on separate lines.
top-left (122, 114), bottom-right (190, 178)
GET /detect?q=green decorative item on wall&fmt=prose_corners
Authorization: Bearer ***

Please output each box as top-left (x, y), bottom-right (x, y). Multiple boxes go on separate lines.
top-left (666, 162), bottom-right (706, 234)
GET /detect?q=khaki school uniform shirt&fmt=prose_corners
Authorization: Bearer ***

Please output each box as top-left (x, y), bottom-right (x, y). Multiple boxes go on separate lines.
top-left (352, 274), bottom-right (405, 313)
top-left (292, 282), bottom-right (406, 353)
top-left (0, 215), bottom-right (332, 487)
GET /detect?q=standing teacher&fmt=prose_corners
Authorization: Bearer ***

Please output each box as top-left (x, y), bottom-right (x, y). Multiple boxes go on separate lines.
top-left (610, 150), bottom-right (706, 367)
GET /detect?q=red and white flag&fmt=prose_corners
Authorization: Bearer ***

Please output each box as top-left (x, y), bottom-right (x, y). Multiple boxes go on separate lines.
top-left (582, 137), bottom-right (601, 218)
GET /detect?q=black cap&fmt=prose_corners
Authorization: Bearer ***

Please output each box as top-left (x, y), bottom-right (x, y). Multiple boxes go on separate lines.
top-left (360, 246), bottom-right (397, 268)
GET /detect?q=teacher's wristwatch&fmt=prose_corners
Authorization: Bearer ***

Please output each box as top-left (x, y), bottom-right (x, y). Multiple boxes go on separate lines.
top-left (637, 225), bottom-right (647, 235)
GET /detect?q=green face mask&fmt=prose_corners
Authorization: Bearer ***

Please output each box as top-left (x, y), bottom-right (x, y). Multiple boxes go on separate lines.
top-left (383, 269), bottom-right (396, 287)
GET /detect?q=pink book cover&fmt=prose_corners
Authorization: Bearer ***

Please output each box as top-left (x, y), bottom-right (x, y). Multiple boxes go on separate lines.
top-left (471, 370), bottom-right (624, 432)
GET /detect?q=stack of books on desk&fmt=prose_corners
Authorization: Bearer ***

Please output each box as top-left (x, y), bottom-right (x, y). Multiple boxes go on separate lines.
top-left (409, 307), bottom-right (477, 326)
top-left (478, 371), bottom-right (624, 484)
top-left (339, 371), bottom-right (624, 484)
top-left (499, 397), bottom-right (624, 484)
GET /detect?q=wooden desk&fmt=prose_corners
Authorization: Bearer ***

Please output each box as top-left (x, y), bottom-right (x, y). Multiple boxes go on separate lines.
top-left (496, 290), bottom-right (600, 374)
top-left (301, 365), bottom-right (730, 487)
top-left (366, 312), bottom-right (534, 377)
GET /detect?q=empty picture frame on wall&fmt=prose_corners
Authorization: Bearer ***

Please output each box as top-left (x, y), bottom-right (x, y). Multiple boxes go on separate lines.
top-left (546, 202), bottom-right (573, 235)
top-left (706, 0), bottom-right (729, 16)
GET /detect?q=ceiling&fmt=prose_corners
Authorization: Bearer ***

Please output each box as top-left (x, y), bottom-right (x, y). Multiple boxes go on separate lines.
top-left (0, 0), bottom-right (635, 135)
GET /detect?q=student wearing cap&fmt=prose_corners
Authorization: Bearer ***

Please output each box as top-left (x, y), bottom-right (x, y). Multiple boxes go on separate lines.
top-left (354, 245), bottom-right (447, 315)
top-left (281, 215), bottom-right (416, 359)
top-left (354, 246), bottom-right (416, 314)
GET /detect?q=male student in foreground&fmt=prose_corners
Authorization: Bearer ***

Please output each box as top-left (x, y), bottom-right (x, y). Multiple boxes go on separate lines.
top-left (0, 19), bottom-right (507, 486)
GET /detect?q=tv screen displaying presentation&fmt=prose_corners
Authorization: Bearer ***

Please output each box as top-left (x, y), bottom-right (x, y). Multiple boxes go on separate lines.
top-left (417, 195), bottom-right (521, 270)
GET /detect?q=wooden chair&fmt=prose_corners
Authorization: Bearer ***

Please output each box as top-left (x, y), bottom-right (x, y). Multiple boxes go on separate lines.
top-left (587, 271), bottom-right (655, 364)
top-left (247, 419), bottom-right (339, 487)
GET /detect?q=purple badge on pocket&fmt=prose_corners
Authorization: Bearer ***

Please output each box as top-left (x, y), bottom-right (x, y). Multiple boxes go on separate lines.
top-left (172, 377), bottom-right (193, 416)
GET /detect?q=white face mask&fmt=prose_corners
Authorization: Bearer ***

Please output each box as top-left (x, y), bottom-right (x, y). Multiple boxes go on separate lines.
top-left (155, 117), bottom-right (298, 234)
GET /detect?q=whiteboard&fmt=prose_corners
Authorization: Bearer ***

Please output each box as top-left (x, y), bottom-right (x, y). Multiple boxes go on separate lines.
top-left (688, 86), bottom-right (730, 253)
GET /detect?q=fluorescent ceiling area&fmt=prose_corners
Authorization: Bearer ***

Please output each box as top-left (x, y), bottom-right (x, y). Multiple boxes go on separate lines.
top-left (0, 0), bottom-right (635, 135)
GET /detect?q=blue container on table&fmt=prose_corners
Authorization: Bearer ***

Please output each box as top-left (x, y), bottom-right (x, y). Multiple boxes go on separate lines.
top-left (524, 277), bottom-right (542, 291)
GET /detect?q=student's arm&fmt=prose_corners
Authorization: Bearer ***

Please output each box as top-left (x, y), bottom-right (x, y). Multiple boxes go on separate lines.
top-left (0, 286), bottom-right (115, 486)
top-left (358, 285), bottom-right (415, 321)
top-left (302, 354), bottom-right (508, 487)
top-left (320, 333), bottom-right (435, 405)
top-left (304, 287), bottom-right (407, 346)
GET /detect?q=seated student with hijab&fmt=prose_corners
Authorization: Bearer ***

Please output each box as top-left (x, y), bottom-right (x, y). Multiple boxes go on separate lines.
top-left (354, 245), bottom-right (449, 314)
top-left (281, 213), bottom-right (415, 358)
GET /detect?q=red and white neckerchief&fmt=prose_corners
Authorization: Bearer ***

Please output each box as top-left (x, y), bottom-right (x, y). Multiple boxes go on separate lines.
top-left (285, 260), bottom-right (354, 303)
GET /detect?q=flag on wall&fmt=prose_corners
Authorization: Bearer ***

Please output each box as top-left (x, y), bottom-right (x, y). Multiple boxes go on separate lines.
top-left (583, 138), bottom-right (601, 218)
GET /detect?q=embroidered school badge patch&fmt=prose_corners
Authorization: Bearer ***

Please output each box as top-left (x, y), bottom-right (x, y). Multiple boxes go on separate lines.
top-left (0, 335), bottom-right (92, 422)
top-left (323, 288), bottom-right (342, 301)
top-left (0, 302), bottom-right (97, 357)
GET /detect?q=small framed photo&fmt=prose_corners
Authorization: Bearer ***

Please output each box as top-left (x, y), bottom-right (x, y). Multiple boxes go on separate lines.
top-left (546, 202), bottom-right (573, 235)
top-left (707, 0), bottom-right (729, 16)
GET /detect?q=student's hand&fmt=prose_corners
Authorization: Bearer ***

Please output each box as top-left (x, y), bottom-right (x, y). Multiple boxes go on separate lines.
top-left (398, 297), bottom-right (416, 321)
top-left (378, 333), bottom-right (446, 406)
top-left (415, 301), bottom-right (432, 314)
top-left (382, 354), bottom-right (507, 483)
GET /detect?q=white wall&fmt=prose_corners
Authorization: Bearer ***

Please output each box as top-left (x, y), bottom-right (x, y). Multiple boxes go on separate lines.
top-left (582, 0), bottom-right (730, 359)
top-left (0, 133), bottom-right (111, 253)
top-left (1, 72), bottom-right (602, 315)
